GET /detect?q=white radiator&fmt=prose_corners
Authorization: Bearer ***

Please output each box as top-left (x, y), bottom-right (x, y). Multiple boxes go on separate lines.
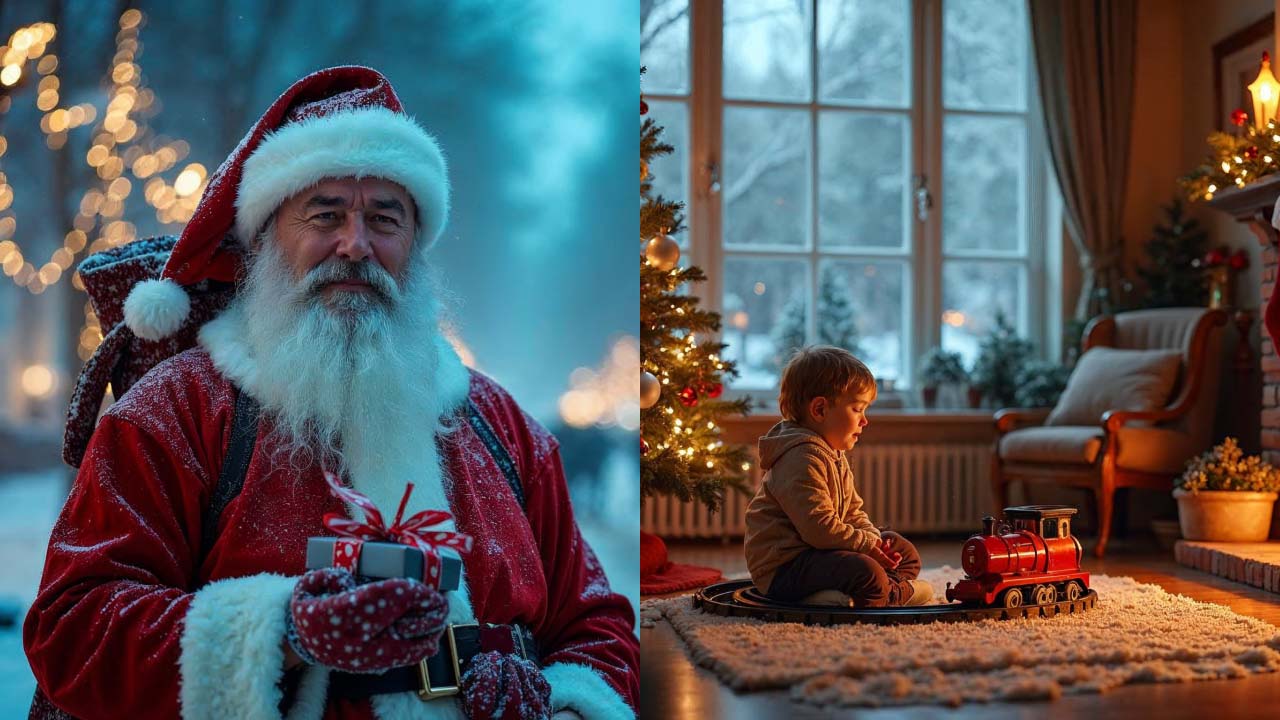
top-left (642, 443), bottom-right (992, 539)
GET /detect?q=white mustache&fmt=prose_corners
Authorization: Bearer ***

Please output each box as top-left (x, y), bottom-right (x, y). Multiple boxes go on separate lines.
top-left (299, 259), bottom-right (400, 306)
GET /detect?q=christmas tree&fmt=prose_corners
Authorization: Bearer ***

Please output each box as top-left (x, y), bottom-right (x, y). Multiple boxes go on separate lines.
top-left (640, 96), bottom-right (751, 511)
top-left (769, 289), bottom-right (806, 370)
top-left (816, 264), bottom-right (861, 353)
top-left (1136, 199), bottom-right (1209, 308)
top-left (770, 265), bottom-right (862, 370)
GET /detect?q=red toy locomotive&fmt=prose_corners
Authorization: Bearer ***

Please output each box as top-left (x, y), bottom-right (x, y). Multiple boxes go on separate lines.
top-left (945, 505), bottom-right (1090, 608)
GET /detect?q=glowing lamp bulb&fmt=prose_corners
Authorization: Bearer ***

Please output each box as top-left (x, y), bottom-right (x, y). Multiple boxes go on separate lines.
top-left (1248, 51), bottom-right (1280, 130)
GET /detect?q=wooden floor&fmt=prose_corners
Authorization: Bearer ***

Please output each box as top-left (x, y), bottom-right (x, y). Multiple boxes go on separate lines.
top-left (641, 536), bottom-right (1280, 720)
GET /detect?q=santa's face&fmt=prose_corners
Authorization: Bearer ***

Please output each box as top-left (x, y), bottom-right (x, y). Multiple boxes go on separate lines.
top-left (271, 177), bottom-right (418, 297)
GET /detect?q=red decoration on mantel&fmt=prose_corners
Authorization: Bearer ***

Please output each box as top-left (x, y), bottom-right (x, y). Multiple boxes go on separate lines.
top-left (1232, 108), bottom-right (1249, 127)
top-left (1229, 248), bottom-right (1249, 271)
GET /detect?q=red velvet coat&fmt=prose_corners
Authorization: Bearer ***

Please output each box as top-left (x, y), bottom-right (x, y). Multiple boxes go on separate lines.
top-left (24, 349), bottom-right (637, 720)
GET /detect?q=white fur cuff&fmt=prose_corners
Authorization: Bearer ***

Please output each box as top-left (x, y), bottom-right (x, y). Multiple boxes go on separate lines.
top-left (543, 662), bottom-right (634, 720)
top-left (179, 573), bottom-right (326, 720)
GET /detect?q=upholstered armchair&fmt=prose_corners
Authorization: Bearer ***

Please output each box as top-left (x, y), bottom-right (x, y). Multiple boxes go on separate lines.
top-left (992, 308), bottom-right (1229, 557)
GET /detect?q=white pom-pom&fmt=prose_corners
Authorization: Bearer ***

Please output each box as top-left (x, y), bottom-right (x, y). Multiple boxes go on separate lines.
top-left (124, 278), bottom-right (190, 340)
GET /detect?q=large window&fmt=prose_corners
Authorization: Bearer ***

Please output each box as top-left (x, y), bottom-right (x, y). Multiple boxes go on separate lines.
top-left (642, 0), bottom-right (1055, 394)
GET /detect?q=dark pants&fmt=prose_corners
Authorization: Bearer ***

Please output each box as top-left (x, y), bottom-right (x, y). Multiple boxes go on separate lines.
top-left (767, 531), bottom-right (922, 607)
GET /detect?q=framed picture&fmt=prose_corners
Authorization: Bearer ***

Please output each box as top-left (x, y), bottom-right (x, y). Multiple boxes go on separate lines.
top-left (1213, 13), bottom-right (1275, 130)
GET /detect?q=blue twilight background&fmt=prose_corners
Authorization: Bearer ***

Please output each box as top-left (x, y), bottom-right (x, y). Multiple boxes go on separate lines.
top-left (0, 1), bottom-right (639, 711)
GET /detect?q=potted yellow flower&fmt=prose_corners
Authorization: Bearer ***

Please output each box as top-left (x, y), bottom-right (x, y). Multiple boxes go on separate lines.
top-left (1173, 437), bottom-right (1280, 542)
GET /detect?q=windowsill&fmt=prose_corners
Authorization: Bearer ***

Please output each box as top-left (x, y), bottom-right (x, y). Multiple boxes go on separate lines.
top-left (719, 407), bottom-right (997, 446)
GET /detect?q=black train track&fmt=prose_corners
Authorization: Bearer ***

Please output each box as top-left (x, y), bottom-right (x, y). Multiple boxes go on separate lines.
top-left (693, 580), bottom-right (1098, 625)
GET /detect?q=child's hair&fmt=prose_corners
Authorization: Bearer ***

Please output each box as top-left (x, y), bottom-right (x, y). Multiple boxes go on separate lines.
top-left (778, 345), bottom-right (877, 422)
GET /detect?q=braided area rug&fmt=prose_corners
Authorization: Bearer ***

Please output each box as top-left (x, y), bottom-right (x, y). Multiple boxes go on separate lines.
top-left (640, 566), bottom-right (1280, 708)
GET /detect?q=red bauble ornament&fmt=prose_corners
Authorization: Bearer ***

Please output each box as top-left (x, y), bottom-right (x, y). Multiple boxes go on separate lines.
top-left (703, 382), bottom-right (723, 399)
top-left (1245, 145), bottom-right (1260, 160)
top-left (1229, 249), bottom-right (1249, 271)
top-left (678, 386), bottom-right (698, 406)
top-left (641, 438), bottom-right (649, 455)
top-left (641, 99), bottom-right (648, 115)
top-left (1232, 108), bottom-right (1249, 127)
top-left (1205, 247), bottom-right (1227, 266)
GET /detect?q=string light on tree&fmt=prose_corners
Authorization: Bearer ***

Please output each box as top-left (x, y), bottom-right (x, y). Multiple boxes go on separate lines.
top-left (0, 11), bottom-right (205, 312)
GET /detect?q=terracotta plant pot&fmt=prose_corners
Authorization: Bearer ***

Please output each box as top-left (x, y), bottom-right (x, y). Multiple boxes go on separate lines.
top-left (1173, 489), bottom-right (1279, 542)
top-left (966, 386), bottom-right (983, 409)
top-left (921, 386), bottom-right (938, 408)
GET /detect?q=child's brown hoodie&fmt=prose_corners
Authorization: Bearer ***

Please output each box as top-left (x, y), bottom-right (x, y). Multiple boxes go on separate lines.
top-left (744, 420), bottom-right (882, 594)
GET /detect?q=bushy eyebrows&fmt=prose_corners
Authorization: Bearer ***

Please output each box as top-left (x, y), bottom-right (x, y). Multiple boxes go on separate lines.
top-left (370, 198), bottom-right (406, 215)
top-left (302, 195), bottom-right (407, 216)
top-left (303, 195), bottom-right (346, 210)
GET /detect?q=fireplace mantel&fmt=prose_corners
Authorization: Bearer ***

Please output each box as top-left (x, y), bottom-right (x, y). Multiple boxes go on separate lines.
top-left (1206, 174), bottom-right (1280, 247)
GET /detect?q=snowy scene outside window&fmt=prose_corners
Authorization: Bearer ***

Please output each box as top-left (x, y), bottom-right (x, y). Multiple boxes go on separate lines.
top-left (642, 0), bottom-right (1048, 396)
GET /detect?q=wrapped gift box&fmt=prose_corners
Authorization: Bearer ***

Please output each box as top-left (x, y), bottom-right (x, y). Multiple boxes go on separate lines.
top-left (306, 536), bottom-right (461, 592)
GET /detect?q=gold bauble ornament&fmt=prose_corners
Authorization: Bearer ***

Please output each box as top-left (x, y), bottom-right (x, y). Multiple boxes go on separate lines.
top-left (644, 233), bottom-right (680, 271)
top-left (640, 371), bottom-right (661, 409)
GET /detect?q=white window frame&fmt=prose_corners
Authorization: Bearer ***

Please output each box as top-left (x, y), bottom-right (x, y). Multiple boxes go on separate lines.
top-left (644, 0), bottom-right (1062, 406)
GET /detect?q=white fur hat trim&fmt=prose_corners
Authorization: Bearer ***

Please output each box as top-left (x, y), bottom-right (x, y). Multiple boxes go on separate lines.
top-left (124, 277), bottom-right (191, 340)
top-left (234, 106), bottom-right (449, 248)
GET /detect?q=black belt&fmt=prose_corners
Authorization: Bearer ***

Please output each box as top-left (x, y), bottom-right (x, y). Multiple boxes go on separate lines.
top-left (328, 623), bottom-right (538, 700)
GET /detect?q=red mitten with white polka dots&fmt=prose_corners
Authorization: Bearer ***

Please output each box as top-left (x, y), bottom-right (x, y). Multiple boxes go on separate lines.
top-left (460, 651), bottom-right (552, 720)
top-left (287, 567), bottom-right (449, 673)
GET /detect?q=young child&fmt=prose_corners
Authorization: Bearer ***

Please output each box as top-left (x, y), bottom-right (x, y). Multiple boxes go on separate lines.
top-left (744, 345), bottom-right (932, 607)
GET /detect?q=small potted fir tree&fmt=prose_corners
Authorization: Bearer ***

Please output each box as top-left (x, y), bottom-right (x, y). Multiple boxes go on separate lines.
top-left (1173, 438), bottom-right (1280, 542)
top-left (918, 348), bottom-right (967, 408)
top-left (969, 311), bottom-right (1034, 409)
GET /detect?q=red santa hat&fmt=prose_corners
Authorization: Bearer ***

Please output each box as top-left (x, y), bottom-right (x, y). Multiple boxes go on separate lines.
top-left (123, 65), bottom-right (449, 341)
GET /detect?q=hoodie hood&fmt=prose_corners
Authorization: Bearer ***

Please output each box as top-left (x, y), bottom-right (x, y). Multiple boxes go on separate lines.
top-left (757, 420), bottom-right (837, 471)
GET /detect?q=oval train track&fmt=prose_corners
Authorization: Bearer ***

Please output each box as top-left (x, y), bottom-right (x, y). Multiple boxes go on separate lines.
top-left (693, 580), bottom-right (1098, 625)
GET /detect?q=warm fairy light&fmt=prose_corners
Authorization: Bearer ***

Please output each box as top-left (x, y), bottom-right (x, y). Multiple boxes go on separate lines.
top-left (20, 364), bottom-right (55, 398)
top-left (559, 336), bottom-right (641, 429)
top-left (173, 164), bottom-right (205, 196)
top-left (942, 309), bottom-right (966, 327)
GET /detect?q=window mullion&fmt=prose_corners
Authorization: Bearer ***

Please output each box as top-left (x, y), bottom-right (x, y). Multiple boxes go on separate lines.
top-left (690, 0), bottom-right (723, 317)
top-left (809, 0), bottom-right (819, 347)
top-left (913, 0), bottom-right (945, 387)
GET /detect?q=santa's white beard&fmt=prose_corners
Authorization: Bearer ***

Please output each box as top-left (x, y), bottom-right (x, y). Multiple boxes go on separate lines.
top-left (223, 227), bottom-right (463, 519)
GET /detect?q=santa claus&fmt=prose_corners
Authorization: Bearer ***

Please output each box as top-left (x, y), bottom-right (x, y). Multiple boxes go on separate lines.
top-left (23, 67), bottom-right (637, 720)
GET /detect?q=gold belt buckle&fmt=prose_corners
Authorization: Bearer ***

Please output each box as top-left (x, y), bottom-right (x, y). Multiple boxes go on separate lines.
top-left (416, 623), bottom-right (476, 700)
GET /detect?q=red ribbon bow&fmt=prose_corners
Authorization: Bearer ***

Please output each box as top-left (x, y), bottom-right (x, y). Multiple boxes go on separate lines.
top-left (322, 471), bottom-right (472, 588)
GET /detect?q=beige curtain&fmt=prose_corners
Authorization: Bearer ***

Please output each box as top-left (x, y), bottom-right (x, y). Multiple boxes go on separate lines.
top-left (1030, 0), bottom-right (1137, 320)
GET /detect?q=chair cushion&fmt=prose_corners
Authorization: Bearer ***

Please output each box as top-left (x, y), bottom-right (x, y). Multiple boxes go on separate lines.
top-left (999, 425), bottom-right (1192, 474)
top-left (1045, 347), bottom-right (1182, 426)
top-left (1114, 426), bottom-right (1193, 474)
top-left (999, 426), bottom-right (1104, 465)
